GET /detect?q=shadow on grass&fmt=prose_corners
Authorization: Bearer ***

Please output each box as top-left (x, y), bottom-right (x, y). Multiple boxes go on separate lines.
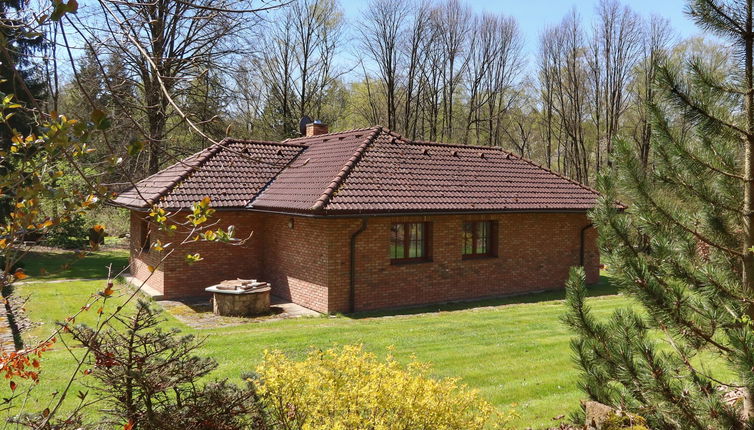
top-left (23, 249), bottom-right (130, 280)
top-left (347, 274), bottom-right (618, 319)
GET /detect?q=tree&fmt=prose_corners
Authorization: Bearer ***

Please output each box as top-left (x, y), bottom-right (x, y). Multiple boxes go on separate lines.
top-left (0, 0), bottom-right (46, 122)
top-left (358, 0), bottom-right (409, 131)
top-left (259, 0), bottom-right (345, 138)
top-left (89, 0), bottom-right (281, 175)
top-left (435, 0), bottom-right (471, 141)
top-left (630, 15), bottom-right (672, 169)
top-left (538, 11), bottom-right (590, 183)
top-left (72, 300), bottom-right (268, 430)
top-left (565, 0), bottom-right (754, 427)
top-left (588, 0), bottom-right (641, 173)
top-left (0, 0), bottom-right (48, 220)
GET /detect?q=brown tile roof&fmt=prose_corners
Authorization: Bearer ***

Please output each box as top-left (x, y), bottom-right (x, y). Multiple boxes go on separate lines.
top-left (115, 127), bottom-right (608, 214)
top-left (249, 128), bottom-right (381, 211)
top-left (113, 139), bottom-right (303, 209)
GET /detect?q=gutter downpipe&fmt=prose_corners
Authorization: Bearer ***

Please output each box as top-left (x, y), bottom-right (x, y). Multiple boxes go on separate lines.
top-left (580, 223), bottom-right (594, 267)
top-left (349, 218), bottom-right (369, 313)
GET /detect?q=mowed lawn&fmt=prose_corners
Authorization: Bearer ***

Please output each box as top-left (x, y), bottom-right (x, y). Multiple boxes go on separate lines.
top-left (10, 250), bottom-right (633, 429)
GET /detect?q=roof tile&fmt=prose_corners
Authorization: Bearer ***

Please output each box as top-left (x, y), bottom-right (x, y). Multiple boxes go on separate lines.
top-left (115, 127), bottom-right (609, 214)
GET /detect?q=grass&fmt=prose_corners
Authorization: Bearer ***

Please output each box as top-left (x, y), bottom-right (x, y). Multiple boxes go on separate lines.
top-left (8, 251), bottom-right (633, 429)
top-left (20, 249), bottom-right (129, 280)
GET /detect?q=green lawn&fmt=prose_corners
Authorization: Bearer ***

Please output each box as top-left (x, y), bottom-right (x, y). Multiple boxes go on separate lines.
top-left (8, 251), bottom-right (634, 429)
top-left (21, 249), bottom-right (129, 280)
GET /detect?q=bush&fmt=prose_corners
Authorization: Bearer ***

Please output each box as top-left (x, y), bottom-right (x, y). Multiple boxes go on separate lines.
top-left (43, 215), bottom-right (88, 249)
top-left (72, 300), bottom-right (268, 430)
top-left (253, 344), bottom-right (510, 430)
top-left (85, 205), bottom-right (129, 238)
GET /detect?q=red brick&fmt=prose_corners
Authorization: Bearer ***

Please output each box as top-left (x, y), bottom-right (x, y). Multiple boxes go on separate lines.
top-left (128, 210), bottom-right (598, 313)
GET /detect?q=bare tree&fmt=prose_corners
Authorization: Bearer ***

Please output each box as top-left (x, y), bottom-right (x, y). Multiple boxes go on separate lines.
top-left (463, 13), bottom-right (524, 146)
top-left (434, 0), bottom-right (471, 141)
top-left (401, 0), bottom-right (433, 139)
top-left (259, 0), bottom-right (345, 137)
top-left (87, 0), bottom-right (279, 174)
top-left (358, 0), bottom-right (410, 130)
top-left (500, 86), bottom-right (536, 157)
top-left (589, 0), bottom-right (641, 172)
top-left (541, 11), bottom-right (590, 183)
top-left (632, 15), bottom-right (672, 169)
top-left (538, 29), bottom-right (558, 169)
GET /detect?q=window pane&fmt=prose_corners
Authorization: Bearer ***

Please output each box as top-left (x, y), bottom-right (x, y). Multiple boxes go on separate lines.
top-left (409, 223), bottom-right (423, 258)
top-left (476, 222), bottom-right (489, 254)
top-left (462, 222), bottom-right (473, 255)
top-left (390, 224), bottom-right (404, 259)
top-left (392, 223), bottom-right (426, 260)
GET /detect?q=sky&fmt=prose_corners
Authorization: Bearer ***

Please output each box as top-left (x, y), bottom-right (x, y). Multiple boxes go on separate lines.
top-left (339, 0), bottom-right (706, 56)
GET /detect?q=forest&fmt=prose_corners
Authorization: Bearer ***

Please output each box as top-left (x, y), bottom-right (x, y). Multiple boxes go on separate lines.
top-left (22, 0), bottom-right (729, 188)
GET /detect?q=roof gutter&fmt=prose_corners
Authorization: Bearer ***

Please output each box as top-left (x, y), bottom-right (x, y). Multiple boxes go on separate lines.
top-left (349, 218), bottom-right (368, 313)
top-left (579, 223), bottom-right (594, 267)
top-left (119, 206), bottom-right (595, 217)
top-left (247, 207), bottom-right (593, 218)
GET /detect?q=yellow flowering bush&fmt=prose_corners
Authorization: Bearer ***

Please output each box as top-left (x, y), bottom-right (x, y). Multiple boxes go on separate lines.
top-left (253, 344), bottom-right (512, 430)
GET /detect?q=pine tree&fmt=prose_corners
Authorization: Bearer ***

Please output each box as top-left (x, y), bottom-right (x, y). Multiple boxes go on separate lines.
top-left (0, 0), bottom-right (47, 221)
top-left (71, 301), bottom-right (268, 430)
top-left (0, 0), bottom-right (46, 116)
top-left (565, 1), bottom-right (754, 428)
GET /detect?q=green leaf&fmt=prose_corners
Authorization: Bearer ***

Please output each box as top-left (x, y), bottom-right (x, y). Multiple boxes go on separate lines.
top-left (50, 0), bottom-right (78, 21)
top-left (126, 139), bottom-right (145, 157)
top-left (91, 109), bottom-right (111, 130)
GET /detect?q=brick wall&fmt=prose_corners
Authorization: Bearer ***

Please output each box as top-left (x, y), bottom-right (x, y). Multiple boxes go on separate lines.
top-left (129, 211), bottom-right (165, 293)
top-left (128, 210), bottom-right (599, 313)
top-left (128, 210), bottom-right (265, 298)
top-left (261, 215), bottom-right (331, 313)
top-left (326, 212), bottom-right (599, 312)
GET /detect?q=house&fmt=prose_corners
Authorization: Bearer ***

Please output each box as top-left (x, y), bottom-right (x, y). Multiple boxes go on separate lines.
top-left (114, 123), bottom-right (604, 313)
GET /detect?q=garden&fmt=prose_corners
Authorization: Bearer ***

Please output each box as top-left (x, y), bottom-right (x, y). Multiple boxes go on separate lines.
top-left (5, 248), bottom-right (631, 429)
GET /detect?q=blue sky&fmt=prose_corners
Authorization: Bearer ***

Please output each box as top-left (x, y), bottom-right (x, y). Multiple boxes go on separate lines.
top-left (339, 0), bottom-right (704, 55)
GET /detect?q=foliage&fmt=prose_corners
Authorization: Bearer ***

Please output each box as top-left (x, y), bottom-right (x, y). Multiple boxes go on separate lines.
top-left (564, 2), bottom-right (754, 428)
top-left (43, 214), bottom-right (89, 249)
top-left (13, 273), bottom-right (623, 429)
top-left (79, 205), bottom-right (130, 241)
top-left (602, 412), bottom-right (649, 430)
top-left (71, 300), bottom-right (268, 430)
top-left (253, 344), bottom-right (509, 430)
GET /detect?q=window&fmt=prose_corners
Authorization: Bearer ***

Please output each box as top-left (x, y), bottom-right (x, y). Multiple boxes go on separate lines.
top-left (138, 217), bottom-right (151, 253)
top-left (462, 221), bottom-right (496, 258)
top-left (390, 222), bottom-right (430, 263)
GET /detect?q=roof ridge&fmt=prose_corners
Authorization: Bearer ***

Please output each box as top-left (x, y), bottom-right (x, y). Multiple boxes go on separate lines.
top-left (283, 126), bottom-right (381, 142)
top-left (310, 126), bottom-right (383, 212)
top-left (145, 140), bottom-right (227, 206)
top-left (226, 138), bottom-right (306, 147)
top-left (246, 145), bottom-right (308, 208)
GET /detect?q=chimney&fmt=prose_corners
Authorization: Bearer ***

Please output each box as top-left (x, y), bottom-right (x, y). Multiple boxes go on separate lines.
top-left (306, 120), bottom-right (328, 137)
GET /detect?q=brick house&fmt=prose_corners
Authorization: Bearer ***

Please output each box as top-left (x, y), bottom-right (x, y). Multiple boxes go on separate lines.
top-left (114, 124), bottom-right (605, 313)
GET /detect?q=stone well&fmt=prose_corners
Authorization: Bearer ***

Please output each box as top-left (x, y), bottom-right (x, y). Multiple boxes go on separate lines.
top-left (205, 279), bottom-right (271, 317)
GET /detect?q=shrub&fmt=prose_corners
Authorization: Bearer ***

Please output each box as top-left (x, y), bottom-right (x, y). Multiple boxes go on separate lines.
top-left (43, 215), bottom-right (88, 249)
top-left (72, 300), bottom-right (268, 430)
top-left (253, 344), bottom-right (510, 430)
top-left (85, 205), bottom-right (129, 238)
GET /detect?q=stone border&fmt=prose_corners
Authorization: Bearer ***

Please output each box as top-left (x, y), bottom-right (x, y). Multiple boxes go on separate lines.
top-left (0, 290), bottom-right (18, 352)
